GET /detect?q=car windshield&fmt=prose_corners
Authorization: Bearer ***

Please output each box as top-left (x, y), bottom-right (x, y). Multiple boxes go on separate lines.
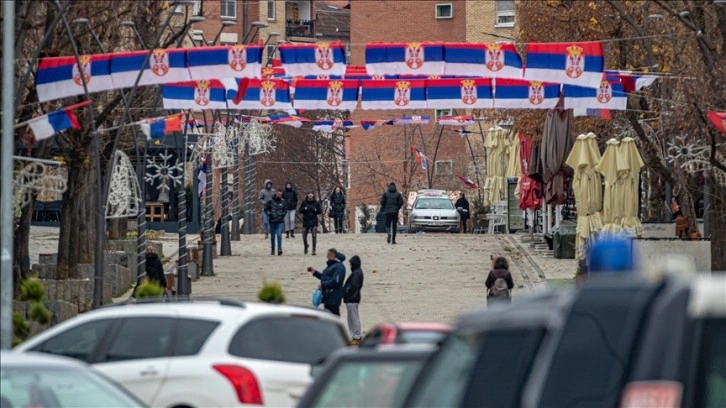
top-left (400, 330), bottom-right (448, 345)
top-left (310, 360), bottom-right (424, 408)
top-left (0, 365), bottom-right (143, 407)
top-left (414, 198), bottom-right (454, 210)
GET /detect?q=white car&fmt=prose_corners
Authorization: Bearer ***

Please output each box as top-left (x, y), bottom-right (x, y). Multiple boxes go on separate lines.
top-left (408, 190), bottom-right (460, 232)
top-left (14, 299), bottom-right (350, 408)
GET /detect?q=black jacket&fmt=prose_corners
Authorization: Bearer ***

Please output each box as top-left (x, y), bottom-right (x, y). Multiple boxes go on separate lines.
top-left (299, 198), bottom-right (322, 228)
top-left (145, 253), bottom-right (167, 288)
top-left (282, 187), bottom-right (298, 211)
top-left (313, 252), bottom-right (347, 305)
top-left (344, 257), bottom-right (363, 303)
top-left (265, 196), bottom-right (287, 224)
top-left (455, 197), bottom-right (471, 220)
top-left (380, 184), bottom-right (404, 214)
top-left (485, 268), bottom-right (514, 290)
top-left (330, 191), bottom-right (346, 217)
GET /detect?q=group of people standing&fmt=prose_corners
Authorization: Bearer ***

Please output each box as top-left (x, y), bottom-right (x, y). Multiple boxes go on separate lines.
top-left (259, 180), bottom-right (347, 255)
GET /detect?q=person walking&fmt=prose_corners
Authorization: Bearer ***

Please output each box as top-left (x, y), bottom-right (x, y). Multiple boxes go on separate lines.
top-left (344, 255), bottom-right (364, 345)
top-left (485, 256), bottom-right (514, 305)
top-left (283, 182), bottom-right (298, 238)
top-left (299, 190), bottom-right (322, 255)
top-left (258, 179), bottom-right (274, 239)
top-left (330, 187), bottom-right (346, 234)
top-left (144, 248), bottom-right (167, 290)
top-left (455, 192), bottom-right (471, 233)
top-left (264, 189), bottom-right (287, 256)
top-left (308, 248), bottom-right (346, 316)
top-left (380, 182), bottom-right (404, 244)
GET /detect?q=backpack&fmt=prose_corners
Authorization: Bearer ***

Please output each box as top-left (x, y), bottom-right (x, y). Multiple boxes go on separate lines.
top-left (489, 277), bottom-right (511, 299)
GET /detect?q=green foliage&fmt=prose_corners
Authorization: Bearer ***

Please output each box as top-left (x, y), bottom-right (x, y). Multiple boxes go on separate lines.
top-left (258, 281), bottom-right (286, 304)
top-left (472, 198), bottom-right (489, 216)
top-left (29, 302), bottom-right (52, 325)
top-left (358, 204), bottom-right (375, 233)
top-left (20, 278), bottom-right (45, 302)
top-left (13, 312), bottom-right (30, 343)
top-left (135, 279), bottom-right (165, 298)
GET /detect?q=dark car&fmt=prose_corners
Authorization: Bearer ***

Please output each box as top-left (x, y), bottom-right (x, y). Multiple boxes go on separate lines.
top-left (298, 345), bottom-right (434, 408)
top-left (403, 274), bottom-right (726, 408)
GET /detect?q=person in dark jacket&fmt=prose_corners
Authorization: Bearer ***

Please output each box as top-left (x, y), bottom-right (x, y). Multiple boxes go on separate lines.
top-left (485, 256), bottom-right (514, 305)
top-left (299, 190), bottom-right (322, 255)
top-left (329, 187), bottom-right (346, 234)
top-left (455, 192), bottom-right (471, 233)
top-left (282, 182), bottom-right (298, 238)
top-left (145, 251), bottom-right (167, 290)
top-left (309, 248), bottom-right (347, 316)
top-left (259, 179), bottom-right (274, 238)
top-left (264, 189), bottom-right (287, 256)
top-left (344, 255), bottom-right (364, 344)
top-left (380, 182), bottom-right (404, 244)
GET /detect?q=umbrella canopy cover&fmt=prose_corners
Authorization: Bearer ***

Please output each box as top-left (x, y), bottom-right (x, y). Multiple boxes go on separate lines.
top-left (619, 137), bottom-right (644, 236)
top-left (596, 138), bottom-right (629, 234)
top-left (566, 134), bottom-right (604, 259)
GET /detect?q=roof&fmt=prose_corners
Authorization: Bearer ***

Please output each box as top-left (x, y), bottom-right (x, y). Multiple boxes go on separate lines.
top-left (315, 9), bottom-right (350, 38)
top-left (373, 322), bottom-right (453, 332)
top-left (1, 351), bottom-right (89, 368)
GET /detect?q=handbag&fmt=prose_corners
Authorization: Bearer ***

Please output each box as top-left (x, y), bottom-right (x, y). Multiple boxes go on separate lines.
top-left (328, 209), bottom-right (334, 218)
top-left (312, 288), bottom-right (323, 307)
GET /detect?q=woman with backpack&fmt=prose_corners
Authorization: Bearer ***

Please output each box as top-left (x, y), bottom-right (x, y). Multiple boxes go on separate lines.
top-left (485, 256), bottom-right (514, 305)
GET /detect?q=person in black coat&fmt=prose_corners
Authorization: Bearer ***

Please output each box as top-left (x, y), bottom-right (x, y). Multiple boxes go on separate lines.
top-left (264, 189), bottom-right (287, 256)
top-left (486, 256), bottom-right (515, 305)
top-left (309, 249), bottom-right (347, 316)
top-left (329, 187), bottom-right (346, 234)
top-left (344, 255), bottom-right (364, 344)
top-left (455, 192), bottom-right (471, 233)
top-left (299, 190), bottom-right (322, 255)
top-left (380, 182), bottom-right (404, 244)
top-left (145, 251), bottom-right (167, 289)
top-left (282, 182), bottom-right (298, 238)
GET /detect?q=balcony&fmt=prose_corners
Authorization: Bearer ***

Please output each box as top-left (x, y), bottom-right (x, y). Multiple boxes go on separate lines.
top-left (286, 19), bottom-right (315, 38)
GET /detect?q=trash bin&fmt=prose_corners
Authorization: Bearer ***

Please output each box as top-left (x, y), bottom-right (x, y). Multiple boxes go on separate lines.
top-left (553, 221), bottom-right (577, 259)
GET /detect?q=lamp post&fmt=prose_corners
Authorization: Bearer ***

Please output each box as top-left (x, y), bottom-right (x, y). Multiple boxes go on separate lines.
top-left (243, 21), bottom-right (268, 44)
top-left (121, 21), bottom-right (149, 49)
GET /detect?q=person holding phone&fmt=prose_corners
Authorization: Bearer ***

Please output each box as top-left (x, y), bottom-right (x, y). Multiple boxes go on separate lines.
top-left (308, 248), bottom-right (347, 316)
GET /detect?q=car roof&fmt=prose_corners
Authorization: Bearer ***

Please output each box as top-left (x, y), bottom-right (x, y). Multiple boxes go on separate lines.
top-left (373, 322), bottom-right (453, 332)
top-left (1, 351), bottom-right (89, 368)
top-left (327, 344), bottom-right (435, 361)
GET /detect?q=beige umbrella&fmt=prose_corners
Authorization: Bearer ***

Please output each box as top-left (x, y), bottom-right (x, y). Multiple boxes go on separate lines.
top-left (566, 134), bottom-right (603, 259)
top-left (506, 130), bottom-right (521, 178)
top-left (618, 137), bottom-right (644, 236)
top-left (596, 138), bottom-right (629, 236)
top-left (585, 132), bottom-right (603, 213)
top-left (484, 127), bottom-right (507, 205)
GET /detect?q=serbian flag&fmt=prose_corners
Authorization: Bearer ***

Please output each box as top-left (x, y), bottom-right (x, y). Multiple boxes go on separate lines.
top-left (366, 42), bottom-right (445, 76)
top-left (224, 78), bottom-right (292, 110)
top-left (361, 79), bottom-right (427, 110)
top-left (293, 79), bottom-right (360, 111)
top-left (443, 42), bottom-right (523, 78)
top-left (261, 66), bottom-right (286, 78)
top-left (573, 108), bottom-right (612, 120)
top-left (139, 114), bottom-right (183, 140)
top-left (494, 78), bottom-right (561, 109)
top-left (609, 70), bottom-right (658, 92)
top-left (458, 175), bottom-right (478, 189)
top-left (524, 42), bottom-right (604, 88)
top-left (187, 45), bottom-right (262, 80)
top-left (361, 120), bottom-right (391, 131)
top-left (111, 49), bottom-right (190, 88)
top-left (279, 43), bottom-right (347, 77)
top-left (162, 80), bottom-right (227, 110)
top-left (312, 120), bottom-right (357, 132)
top-left (36, 55), bottom-right (115, 102)
top-left (27, 101), bottom-right (91, 141)
top-left (708, 110), bottom-right (726, 134)
top-left (410, 145), bottom-right (429, 170)
top-left (438, 115), bottom-right (477, 126)
top-left (392, 115), bottom-right (430, 125)
top-left (426, 78), bottom-right (493, 109)
top-left (269, 113), bottom-right (309, 128)
top-left (564, 76), bottom-right (627, 112)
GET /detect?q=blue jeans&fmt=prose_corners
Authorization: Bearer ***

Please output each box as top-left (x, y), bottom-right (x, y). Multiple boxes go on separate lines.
top-left (262, 211), bottom-right (270, 234)
top-left (270, 223), bottom-right (283, 250)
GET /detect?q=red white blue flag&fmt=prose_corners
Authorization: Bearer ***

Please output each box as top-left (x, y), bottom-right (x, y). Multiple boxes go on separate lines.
top-left (366, 42), bottom-right (445, 76)
top-left (564, 73), bottom-right (627, 111)
top-left (312, 120), bottom-right (357, 132)
top-left (36, 55), bottom-right (115, 102)
top-left (410, 145), bottom-right (429, 170)
top-left (392, 116), bottom-right (430, 125)
top-left (27, 101), bottom-right (91, 141)
top-left (293, 79), bottom-right (360, 111)
top-left (269, 113), bottom-right (309, 128)
top-left (111, 49), bottom-right (190, 88)
top-left (443, 42), bottom-right (523, 79)
top-left (494, 78), bottom-right (561, 109)
top-left (458, 175), bottom-right (478, 189)
top-left (708, 110), bottom-right (726, 134)
top-left (608, 70), bottom-right (657, 92)
top-left (223, 78), bottom-right (292, 110)
top-left (139, 114), bottom-right (183, 140)
top-left (360, 120), bottom-right (391, 131)
top-left (279, 43), bottom-right (347, 77)
top-left (438, 115), bottom-right (477, 126)
top-left (361, 79), bottom-right (427, 110)
top-left (524, 42), bottom-right (604, 88)
top-left (162, 80), bottom-right (227, 110)
top-left (426, 78), bottom-right (493, 109)
top-left (187, 45), bottom-right (262, 80)
top-left (261, 66), bottom-right (286, 78)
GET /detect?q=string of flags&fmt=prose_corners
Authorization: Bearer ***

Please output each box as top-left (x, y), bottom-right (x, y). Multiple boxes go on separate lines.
top-left (26, 100), bottom-right (91, 141)
top-left (458, 175), bottom-right (479, 189)
top-left (410, 145), bottom-right (429, 170)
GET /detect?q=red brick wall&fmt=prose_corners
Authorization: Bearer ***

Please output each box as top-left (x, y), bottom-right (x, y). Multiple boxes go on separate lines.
top-left (189, 0), bottom-right (262, 46)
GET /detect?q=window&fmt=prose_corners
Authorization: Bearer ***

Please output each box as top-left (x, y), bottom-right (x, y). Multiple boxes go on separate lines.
top-left (173, 319), bottom-right (220, 356)
top-left (435, 108), bottom-right (453, 118)
top-left (496, 0), bottom-right (515, 27)
top-left (414, 198), bottom-right (454, 210)
top-left (694, 318), bottom-right (726, 407)
top-left (435, 160), bottom-right (453, 176)
top-left (221, 0), bottom-right (237, 18)
top-left (267, 0), bottom-right (276, 20)
top-left (359, 329), bottom-right (384, 348)
top-left (400, 330), bottom-right (449, 345)
top-left (229, 316), bottom-right (347, 364)
top-left (435, 3), bottom-right (453, 19)
top-left (33, 319), bottom-right (114, 362)
top-left (103, 318), bottom-right (175, 362)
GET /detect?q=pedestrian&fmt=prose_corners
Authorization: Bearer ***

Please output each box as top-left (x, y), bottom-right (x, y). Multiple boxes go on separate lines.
top-left (329, 186), bottom-right (346, 234)
top-left (308, 248), bottom-right (346, 316)
top-left (485, 256), bottom-right (514, 305)
top-left (380, 182), bottom-right (404, 244)
top-left (299, 190), bottom-right (322, 255)
top-left (145, 248), bottom-right (167, 290)
top-left (258, 179), bottom-right (274, 239)
top-left (283, 181), bottom-right (298, 238)
top-left (264, 189), bottom-right (286, 256)
top-left (344, 255), bottom-right (364, 345)
top-left (455, 192), bottom-right (470, 233)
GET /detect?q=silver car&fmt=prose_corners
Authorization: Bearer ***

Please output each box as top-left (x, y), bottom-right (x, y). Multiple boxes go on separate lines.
top-left (408, 191), bottom-right (460, 232)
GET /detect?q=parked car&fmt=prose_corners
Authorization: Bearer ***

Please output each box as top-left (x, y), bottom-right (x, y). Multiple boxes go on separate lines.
top-left (1, 351), bottom-right (145, 407)
top-left (298, 345), bottom-right (434, 408)
top-left (403, 274), bottom-right (726, 408)
top-left (407, 190), bottom-right (460, 232)
top-left (15, 298), bottom-right (350, 407)
top-left (359, 322), bottom-right (452, 348)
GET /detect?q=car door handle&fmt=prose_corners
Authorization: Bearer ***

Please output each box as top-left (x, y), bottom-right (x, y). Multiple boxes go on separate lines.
top-left (140, 367), bottom-right (159, 376)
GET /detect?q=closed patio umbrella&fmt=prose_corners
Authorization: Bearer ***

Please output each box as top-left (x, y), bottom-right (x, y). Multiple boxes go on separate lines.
top-left (565, 134), bottom-right (603, 259)
top-left (618, 137), bottom-right (644, 236)
top-left (596, 138), bottom-right (629, 236)
top-left (484, 127), bottom-right (507, 205)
